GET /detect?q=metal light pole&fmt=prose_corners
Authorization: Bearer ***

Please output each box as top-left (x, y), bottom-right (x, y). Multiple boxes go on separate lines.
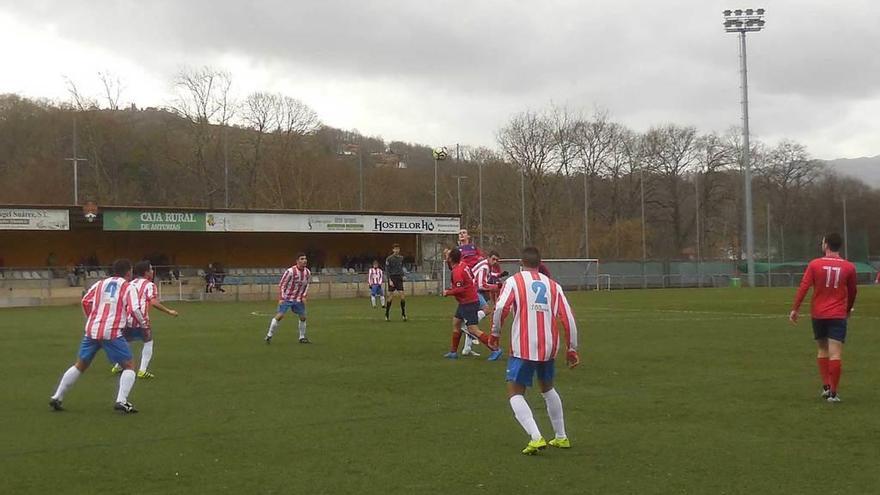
top-left (695, 170), bottom-right (702, 286)
top-left (583, 172), bottom-right (590, 258)
top-left (724, 8), bottom-right (765, 287)
top-left (434, 157), bottom-right (438, 212)
top-left (453, 176), bottom-right (468, 215)
top-left (640, 166), bottom-right (647, 288)
top-left (766, 201), bottom-right (771, 288)
top-left (478, 160), bottom-right (484, 247)
top-left (520, 167), bottom-right (527, 246)
top-left (65, 116), bottom-right (87, 205)
top-left (358, 147), bottom-right (365, 210)
top-left (223, 124), bottom-right (229, 208)
top-left (843, 198), bottom-right (848, 259)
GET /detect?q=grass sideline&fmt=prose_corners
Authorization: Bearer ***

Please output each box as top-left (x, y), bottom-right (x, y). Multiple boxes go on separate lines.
top-left (1, 287), bottom-right (878, 494)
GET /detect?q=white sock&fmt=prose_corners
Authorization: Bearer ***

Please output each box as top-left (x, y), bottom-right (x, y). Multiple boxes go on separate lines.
top-left (116, 369), bottom-right (136, 403)
top-left (462, 326), bottom-right (473, 353)
top-left (371, 296), bottom-right (376, 307)
top-left (380, 296), bottom-right (386, 306)
top-left (478, 310), bottom-right (486, 321)
top-left (509, 395), bottom-right (542, 441)
top-left (298, 320), bottom-right (307, 339)
top-left (52, 366), bottom-right (82, 400)
top-left (139, 341), bottom-right (154, 373)
top-left (267, 318), bottom-right (279, 337)
top-left (542, 388), bottom-right (567, 439)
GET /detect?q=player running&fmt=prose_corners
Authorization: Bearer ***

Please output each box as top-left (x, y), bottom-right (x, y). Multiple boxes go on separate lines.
top-left (49, 259), bottom-right (146, 413)
top-left (443, 247), bottom-right (503, 361)
top-left (789, 233), bottom-right (857, 403)
top-left (492, 246), bottom-right (580, 455)
top-left (384, 243), bottom-right (407, 321)
top-left (265, 253), bottom-right (312, 344)
top-left (111, 260), bottom-right (179, 378)
top-left (367, 260), bottom-right (386, 309)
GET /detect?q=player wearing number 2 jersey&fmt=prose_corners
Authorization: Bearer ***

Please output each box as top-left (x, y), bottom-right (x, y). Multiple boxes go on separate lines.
top-left (789, 233), bottom-right (857, 403)
top-left (49, 259), bottom-right (146, 413)
top-left (492, 247), bottom-right (580, 455)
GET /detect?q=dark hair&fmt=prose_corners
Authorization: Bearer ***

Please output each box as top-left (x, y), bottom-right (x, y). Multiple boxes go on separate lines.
top-left (111, 259), bottom-right (132, 277)
top-left (392, 243), bottom-right (400, 249)
top-left (521, 246), bottom-right (541, 268)
top-left (133, 260), bottom-right (152, 277)
top-left (296, 252), bottom-right (307, 259)
top-left (824, 233), bottom-right (843, 252)
top-left (448, 247), bottom-right (462, 264)
top-left (488, 250), bottom-right (500, 258)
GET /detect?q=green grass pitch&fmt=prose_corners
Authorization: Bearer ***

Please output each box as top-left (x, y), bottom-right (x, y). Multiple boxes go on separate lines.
top-left (1, 288), bottom-right (879, 494)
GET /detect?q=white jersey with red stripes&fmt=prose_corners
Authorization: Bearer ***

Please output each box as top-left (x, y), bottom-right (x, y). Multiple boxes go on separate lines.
top-left (368, 267), bottom-right (384, 285)
top-left (472, 258), bottom-right (493, 292)
top-left (126, 277), bottom-right (158, 328)
top-left (279, 265), bottom-right (311, 302)
top-left (81, 276), bottom-right (146, 340)
top-left (492, 269), bottom-right (578, 362)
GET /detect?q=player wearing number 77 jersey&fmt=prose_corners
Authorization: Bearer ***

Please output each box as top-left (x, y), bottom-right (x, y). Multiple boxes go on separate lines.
top-left (789, 233), bottom-right (857, 403)
top-left (491, 246), bottom-right (580, 455)
top-left (48, 259), bottom-right (146, 414)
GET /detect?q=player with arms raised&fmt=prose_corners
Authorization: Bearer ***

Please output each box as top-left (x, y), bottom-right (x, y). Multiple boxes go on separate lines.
top-left (111, 260), bottom-right (179, 378)
top-left (442, 247), bottom-right (502, 361)
top-left (492, 246), bottom-right (580, 454)
top-left (789, 233), bottom-right (857, 403)
top-left (49, 259), bottom-right (146, 413)
top-left (265, 253), bottom-right (312, 344)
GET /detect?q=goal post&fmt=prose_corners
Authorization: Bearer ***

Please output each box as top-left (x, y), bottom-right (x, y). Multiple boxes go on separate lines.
top-left (498, 258), bottom-right (607, 291)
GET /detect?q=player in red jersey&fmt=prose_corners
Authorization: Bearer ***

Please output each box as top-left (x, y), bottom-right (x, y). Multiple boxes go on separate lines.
top-left (492, 246), bottom-right (580, 454)
top-left (442, 247), bottom-right (502, 360)
top-left (49, 259), bottom-right (147, 413)
top-left (789, 233), bottom-right (857, 403)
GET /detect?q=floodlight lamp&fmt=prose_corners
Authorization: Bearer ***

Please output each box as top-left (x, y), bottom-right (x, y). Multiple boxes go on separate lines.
top-left (723, 9), bottom-right (732, 16)
top-left (756, 8), bottom-right (765, 15)
top-left (745, 8), bottom-right (754, 15)
top-left (734, 9), bottom-right (743, 15)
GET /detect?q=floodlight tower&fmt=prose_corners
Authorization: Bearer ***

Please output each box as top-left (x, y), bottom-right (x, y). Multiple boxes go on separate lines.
top-left (723, 8), bottom-right (765, 287)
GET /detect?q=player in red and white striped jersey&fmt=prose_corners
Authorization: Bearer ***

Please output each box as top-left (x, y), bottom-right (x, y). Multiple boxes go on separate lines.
top-left (491, 247), bottom-right (580, 455)
top-left (111, 261), bottom-right (179, 379)
top-left (789, 233), bottom-right (858, 402)
top-left (367, 260), bottom-right (386, 309)
top-left (49, 259), bottom-right (147, 413)
top-left (265, 253), bottom-right (312, 344)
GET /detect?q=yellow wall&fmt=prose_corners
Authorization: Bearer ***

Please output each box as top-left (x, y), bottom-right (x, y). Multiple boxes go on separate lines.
top-left (0, 230), bottom-right (417, 268)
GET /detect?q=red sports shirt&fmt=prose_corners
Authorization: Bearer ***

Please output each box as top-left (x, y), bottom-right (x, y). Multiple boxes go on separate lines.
top-left (445, 261), bottom-right (479, 305)
top-left (791, 256), bottom-right (857, 319)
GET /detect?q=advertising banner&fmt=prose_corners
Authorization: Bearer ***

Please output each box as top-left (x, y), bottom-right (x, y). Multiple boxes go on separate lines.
top-left (0, 208), bottom-right (69, 230)
top-left (104, 210), bottom-right (206, 231)
top-left (206, 212), bottom-right (459, 234)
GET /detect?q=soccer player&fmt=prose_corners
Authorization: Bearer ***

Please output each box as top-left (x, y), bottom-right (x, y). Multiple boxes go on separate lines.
top-left (789, 233), bottom-right (857, 403)
top-left (457, 229), bottom-right (486, 354)
top-left (111, 260), bottom-right (179, 378)
top-left (385, 243), bottom-right (407, 321)
top-left (492, 246), bottom-right (580, 455)
top-left (442, 247), bottom-right (502, 361)
top-left (49, 259), bottom-right (146, 413)
top-left (462, 251), bottom-right (504, 357)
top-left (265, 253), bottom-right (312, 344)
top-left (367, 260), bottom-right (386, 309)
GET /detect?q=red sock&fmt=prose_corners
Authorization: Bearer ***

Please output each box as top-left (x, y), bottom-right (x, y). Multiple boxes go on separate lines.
top-left (816, 357), bottom-right (830, 387)
top-left (828, 359), bottom-right (842, 393)
top-left (476, 332), bottom-right (493, 349)
top-left (451, 332), bottom-right (462, 353)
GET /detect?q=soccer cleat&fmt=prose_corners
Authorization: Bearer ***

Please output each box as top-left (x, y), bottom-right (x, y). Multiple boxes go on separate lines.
top-left (264, 335), bottom-right (272, 344)
top-left (49, 398), bottom-right (64, 411)
top-left (443, 351), bottom-right (459, 359)
top-left (299, 337), bottom-right (311, 344)
top-left (402, 315), bottom-right (407, 322)
top-left (820, 385), bottom-right (831, 399)
top-left (521, 437), bottom-right (548, 455)
top-left (826, 393), bottom-right (841, 403)
top-left (548, 437), bottom-right (571, 449)
top-left (487, 349), bottom-right (504, 361)
top-left (114, 401), bottom-right (138, 414)
top-left (462, 349), bottom-right (481, 357)
top-left (110, 363), bottom-right (122, 375)
top-left (137, 370), bottom-right (155, 379)
top-left (385, 315), bottom-right (390, 322)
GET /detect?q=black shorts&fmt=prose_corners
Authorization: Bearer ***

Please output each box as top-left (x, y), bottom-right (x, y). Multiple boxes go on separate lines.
top-left (455, 302), bottom-right (481, 326)
top-left (812, 318), bottom-right (847, 343)
top-left (388, 275), bottom-right (404, 292)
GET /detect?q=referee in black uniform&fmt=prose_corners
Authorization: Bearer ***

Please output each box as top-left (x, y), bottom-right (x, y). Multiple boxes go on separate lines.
top-left (385, 243), bottom-right (407, 321)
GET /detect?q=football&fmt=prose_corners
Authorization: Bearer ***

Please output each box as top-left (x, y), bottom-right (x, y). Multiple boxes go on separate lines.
top-left (432, 147), bottom-right (449, 160)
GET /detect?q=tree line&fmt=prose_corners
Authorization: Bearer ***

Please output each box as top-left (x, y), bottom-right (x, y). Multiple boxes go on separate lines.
top-left (0, 68), bottom-right (876, 261)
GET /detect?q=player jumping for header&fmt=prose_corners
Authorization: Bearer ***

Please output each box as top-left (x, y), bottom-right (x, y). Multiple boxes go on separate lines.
top-left (789, 233), bottom-right (857, 403)
top-left (442, 247), bottom-right (503, 361)
top-left (266, 253), bottom-right (312, 344)
top-left (492, 246), bottom-right (580, 454)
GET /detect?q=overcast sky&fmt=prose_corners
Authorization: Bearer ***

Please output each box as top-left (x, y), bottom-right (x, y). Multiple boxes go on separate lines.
top-left (1, 0), bottom-right (878, 159)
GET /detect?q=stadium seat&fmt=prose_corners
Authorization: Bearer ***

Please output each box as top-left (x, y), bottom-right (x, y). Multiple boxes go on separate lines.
top-left (22, 271), bottom-right (33, 280)
top-left (31, 271), bottom-right (43, 280)
top-left (97, 270), bottom-right (107, 277)
top-left (88, 271), bottom-right (97, 278)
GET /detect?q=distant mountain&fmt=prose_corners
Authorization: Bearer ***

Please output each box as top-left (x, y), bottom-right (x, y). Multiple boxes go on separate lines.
top-left (824, 155), bottom-right (880, 187)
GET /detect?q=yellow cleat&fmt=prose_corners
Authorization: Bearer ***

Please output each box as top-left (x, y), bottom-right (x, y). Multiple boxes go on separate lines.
top-left (137, 370), bottom-right (155, 379)
top-left (110, 364), bottom-right (122, 374)
top-left (548, 437), bottom-right (571, 449)
top-left (521, 437), bottom-right (547, 455)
